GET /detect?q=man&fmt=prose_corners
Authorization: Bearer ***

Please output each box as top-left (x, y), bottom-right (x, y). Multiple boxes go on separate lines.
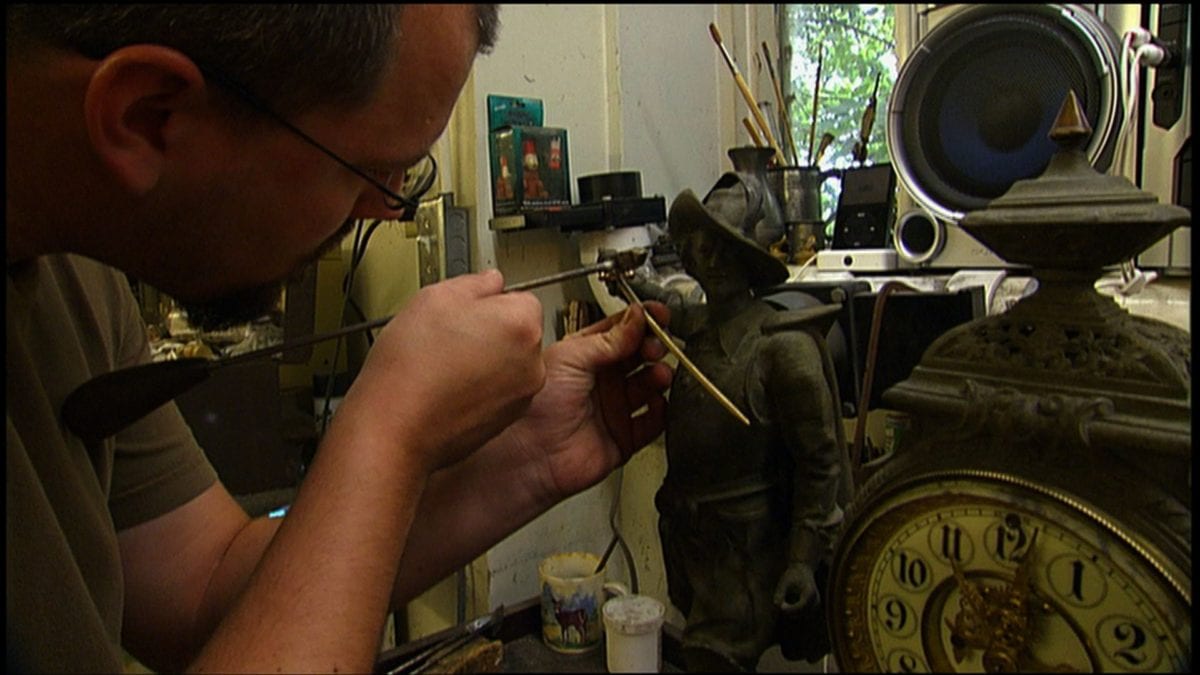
top-left (627, 175), bottom-right (852, 671)
top-left (7, 6), bottom-right (672, 672)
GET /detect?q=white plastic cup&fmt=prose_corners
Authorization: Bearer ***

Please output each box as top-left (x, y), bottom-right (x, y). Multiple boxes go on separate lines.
top-left (603, 594), bottom-right (665, 673)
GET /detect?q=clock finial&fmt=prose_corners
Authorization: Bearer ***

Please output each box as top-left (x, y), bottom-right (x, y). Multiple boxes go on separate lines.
top-left (1048, 90), bottom-right (1091, 149)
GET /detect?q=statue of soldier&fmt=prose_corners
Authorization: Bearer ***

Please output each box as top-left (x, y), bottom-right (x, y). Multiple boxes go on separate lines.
top-left (623, 174), bottom-right (853, 672)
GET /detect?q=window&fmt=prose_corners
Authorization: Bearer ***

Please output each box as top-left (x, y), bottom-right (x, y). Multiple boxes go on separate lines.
top-left (778, 4), bottom-right (897, 227)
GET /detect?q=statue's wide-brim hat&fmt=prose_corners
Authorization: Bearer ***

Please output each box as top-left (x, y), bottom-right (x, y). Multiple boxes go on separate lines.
top-left (668, 177), bottom-right (789, 289)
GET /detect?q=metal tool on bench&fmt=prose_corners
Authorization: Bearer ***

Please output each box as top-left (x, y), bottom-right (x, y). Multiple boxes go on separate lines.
top-left (385, 605), bottom-right (505, 675)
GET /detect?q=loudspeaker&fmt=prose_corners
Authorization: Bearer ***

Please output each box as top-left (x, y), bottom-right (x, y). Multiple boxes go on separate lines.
top-left (892, 208), bottom-right (944, 266)
top-left (889, 4), bottom-right (1125, 268)
top-left (831, 164), bottom-right (897, 250)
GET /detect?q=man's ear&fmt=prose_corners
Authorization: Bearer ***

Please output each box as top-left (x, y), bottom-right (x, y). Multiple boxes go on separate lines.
top-left (83, 45), bottom-right (206, 195)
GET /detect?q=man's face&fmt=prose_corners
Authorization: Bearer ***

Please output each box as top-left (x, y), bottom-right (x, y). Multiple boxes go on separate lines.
top-left (165, 6), bottom-right (479, 329)
top-left (178, 217), bottom-right (356, 331)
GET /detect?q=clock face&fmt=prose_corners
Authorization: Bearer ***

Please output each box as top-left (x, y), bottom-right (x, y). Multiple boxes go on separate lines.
top-left (830, 474), bottom-right (1191, 672)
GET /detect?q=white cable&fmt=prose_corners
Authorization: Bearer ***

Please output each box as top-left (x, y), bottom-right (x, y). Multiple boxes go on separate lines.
top-left (789, 253), bottom-right (819, 281)
top-left (1134, 42), bottom-right (1168, 67)
top-left (1126, 26), bottom-right (1154, 49)
top-left (1112, 30), bottom-right (1173, 177)
top-left (1107, 29), bottom-right (1172, 286)
top-left (1096, 267), bottom-right (1158, 297)
top-left (1110, 30), bottom-right (1138, 176)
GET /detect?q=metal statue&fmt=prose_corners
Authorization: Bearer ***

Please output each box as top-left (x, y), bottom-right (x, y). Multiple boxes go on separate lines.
top-left (621, 174), bottom-right (854, 672)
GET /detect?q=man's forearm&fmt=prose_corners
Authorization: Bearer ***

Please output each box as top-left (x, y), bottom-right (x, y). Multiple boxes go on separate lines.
top-left (189, 427), bottom-right (550, 669)
top-left (189, 406), bottom-right (429, 673)
top-left (389, 431), bottom-right (551, 606)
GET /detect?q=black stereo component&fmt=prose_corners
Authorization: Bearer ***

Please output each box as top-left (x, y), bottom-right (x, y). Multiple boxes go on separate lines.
top-left (761, 280), bottom-right (984, 417)
top-left (578, 171), bottom-right (643, 202)
top-left (518, 196), bottom-right (666, 232)
top-left (831, 164), bottom-right (897, 250)
top-left (492, 170), bottom-right (666, 232)
top-left (1151, 4), bottom-right (1187, 130)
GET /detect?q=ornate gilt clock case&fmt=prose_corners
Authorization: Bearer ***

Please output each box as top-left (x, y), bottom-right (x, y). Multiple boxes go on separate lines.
top-left (827, 94), bottom-right (1191, 672)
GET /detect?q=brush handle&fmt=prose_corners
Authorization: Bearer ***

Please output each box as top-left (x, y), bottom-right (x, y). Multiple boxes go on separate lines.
top-left (615, 277), bottom-right (750, 426)
top-left (807, 45), bottom-right (824, 165)
top-left (735, 70), bottom-right (787, 166)
top-left (710, 23), bottom-right (787, 165)
top-left (742, 117), bottom-right (764, 147)
top-left (763, 41), bottom-right (800, 165)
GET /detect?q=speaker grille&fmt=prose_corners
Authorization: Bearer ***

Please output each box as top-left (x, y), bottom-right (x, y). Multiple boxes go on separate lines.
top-left (890, 4), bottom-right (1122, 222)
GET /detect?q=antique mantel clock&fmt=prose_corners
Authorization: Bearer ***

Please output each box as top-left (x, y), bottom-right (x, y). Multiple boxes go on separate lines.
top-left (827, 92), bottom-right (1191, 673)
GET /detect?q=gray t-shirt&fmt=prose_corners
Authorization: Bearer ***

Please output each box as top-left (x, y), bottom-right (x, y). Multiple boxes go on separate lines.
top-left (7, 254), bottom-right (218, 672)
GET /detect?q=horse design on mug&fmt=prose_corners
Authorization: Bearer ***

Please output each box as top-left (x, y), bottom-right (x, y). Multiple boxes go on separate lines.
top-left (541, 583), bottom-right (600, 650)
top-left (553, 598), bottom-right (592, 645)
top-left (540, 552), bottom-right (621, 653)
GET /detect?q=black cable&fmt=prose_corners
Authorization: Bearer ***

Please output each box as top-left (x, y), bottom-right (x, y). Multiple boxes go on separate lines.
top-left (607, 469), bottom-right (640, 594)
top-left (346, 297), bottom-right (375, 347)
top-left (319, 221), bottom-right (367, 436)
top-left (353, 219), bottom-right (385, 269)
top-left (318, 216), bottom-right (394, 435)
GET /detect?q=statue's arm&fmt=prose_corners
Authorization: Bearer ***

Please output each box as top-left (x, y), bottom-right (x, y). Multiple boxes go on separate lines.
top-left (622, 273), bottom-right (704, 336)
top-left (762, 332), bottom-right (846, 609)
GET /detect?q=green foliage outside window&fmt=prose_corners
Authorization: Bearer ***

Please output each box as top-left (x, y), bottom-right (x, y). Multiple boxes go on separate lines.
top-left (777, 4), bottom-right (897, 225)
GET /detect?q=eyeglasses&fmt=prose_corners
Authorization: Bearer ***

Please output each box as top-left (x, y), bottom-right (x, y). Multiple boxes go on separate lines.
top-left (196, 64), bottom-right (437, 215)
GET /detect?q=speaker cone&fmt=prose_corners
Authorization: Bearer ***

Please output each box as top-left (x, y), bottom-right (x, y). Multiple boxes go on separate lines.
top-left (888, 4), bottom-right (1123, 223)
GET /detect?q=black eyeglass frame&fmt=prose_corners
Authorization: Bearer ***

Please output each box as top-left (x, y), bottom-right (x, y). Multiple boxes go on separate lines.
top-left (196, 63), bottom-right (438, 216)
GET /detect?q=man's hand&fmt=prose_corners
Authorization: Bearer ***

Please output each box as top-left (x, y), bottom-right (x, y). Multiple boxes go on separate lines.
top-left (381, 300), bottom-right (673, 605)
top-left (337, 269), bottom-right (547, 474)
top-left (498, 301), bottom-right (673, 503)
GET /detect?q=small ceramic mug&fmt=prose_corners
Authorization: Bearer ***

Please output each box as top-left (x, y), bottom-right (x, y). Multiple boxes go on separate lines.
top-left (538, 552), bottom-right (629, 654)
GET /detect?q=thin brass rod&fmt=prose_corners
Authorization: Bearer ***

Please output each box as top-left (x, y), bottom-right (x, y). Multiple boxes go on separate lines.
top-left (614, 277), bottom-right (751, 426)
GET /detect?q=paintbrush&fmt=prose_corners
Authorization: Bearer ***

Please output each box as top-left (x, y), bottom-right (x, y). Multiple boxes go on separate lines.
top-left (852, 71), bottom-right (882, 164)
top-left (762, 41), bottom-right (800, 166)
top-left (743, 117), bottom-right (764, 147)
top-left (709, 22), bottom-right (786, 166)
top-left (807, 44), bottom-right (824, 166)
top-left (814, 131), bottom-right (835, 166)
top-left (610, 275), bottom-right (750, 426)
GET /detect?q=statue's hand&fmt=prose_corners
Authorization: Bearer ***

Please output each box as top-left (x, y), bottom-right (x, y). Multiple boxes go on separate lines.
top-left (774, 562), bottom-right (819, 614)
top-left (774, 561), bottom-right (834, 663)
top-left (604, 266), bottom-right (655, 302)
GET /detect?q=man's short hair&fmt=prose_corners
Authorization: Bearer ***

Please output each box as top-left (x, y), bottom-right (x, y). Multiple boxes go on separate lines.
top-left (8, 5), bottom-right (500, 116)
